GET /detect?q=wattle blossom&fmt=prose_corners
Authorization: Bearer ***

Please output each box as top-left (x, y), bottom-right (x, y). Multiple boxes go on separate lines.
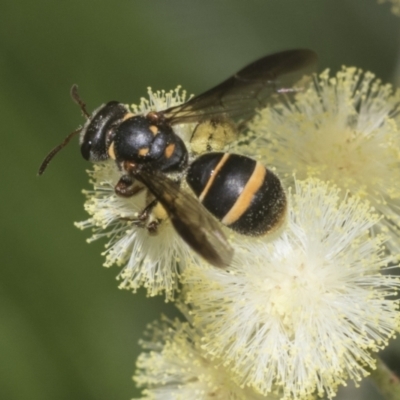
top-left (183, 178), bottom-right (400, 399)
top-left (73, 71), bottom-right (400, 399)
top-left (243, 67), bottom-right (400, 253)
top-left (134, 317), bottom-right (276, 400)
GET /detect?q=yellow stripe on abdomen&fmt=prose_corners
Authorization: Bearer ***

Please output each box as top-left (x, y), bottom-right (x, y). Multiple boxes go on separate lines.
top-left (222, 162), bottom-right (266, 225)
top-left (199, 153), bottom-right (230, 202)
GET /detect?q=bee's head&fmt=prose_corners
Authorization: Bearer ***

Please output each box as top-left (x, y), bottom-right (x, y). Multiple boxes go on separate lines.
top-left (38, 85), bottom-right (128, 175)
top-left (79, 101), bottom-right (129, 162)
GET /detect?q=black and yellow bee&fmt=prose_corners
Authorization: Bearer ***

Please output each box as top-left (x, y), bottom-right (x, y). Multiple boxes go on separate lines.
top-left (39, 49), bottom-right (317, 268)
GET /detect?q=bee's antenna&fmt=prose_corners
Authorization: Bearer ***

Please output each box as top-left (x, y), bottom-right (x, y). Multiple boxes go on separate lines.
top-left (37, 127), bottom-right (82, 175)
top-left (70, 84), bottom-right (90, 119)
top-left (38, 85), bottom-right (90, 176)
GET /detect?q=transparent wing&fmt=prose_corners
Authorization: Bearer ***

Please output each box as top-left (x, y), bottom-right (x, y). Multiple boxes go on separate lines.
top-left (131, 168), bottom-right (234, 268)
top-left (162, 49), bottom-right (317, 124)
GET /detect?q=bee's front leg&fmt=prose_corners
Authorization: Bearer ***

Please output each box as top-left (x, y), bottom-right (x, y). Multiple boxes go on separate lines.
top-left (114, 174), bottom-right (144, 198)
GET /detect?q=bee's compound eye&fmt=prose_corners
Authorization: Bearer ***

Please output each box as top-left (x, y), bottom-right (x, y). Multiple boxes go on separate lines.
top-left (80, 121), bottom-right (108, 161)
top-left (80, 139), bottom-right (92, 160)
top-left (80, 101), bottom-right (129, 162)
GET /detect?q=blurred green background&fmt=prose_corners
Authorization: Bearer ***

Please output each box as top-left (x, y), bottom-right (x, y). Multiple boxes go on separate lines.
top-left (2, 1), bottom-right (400, 399)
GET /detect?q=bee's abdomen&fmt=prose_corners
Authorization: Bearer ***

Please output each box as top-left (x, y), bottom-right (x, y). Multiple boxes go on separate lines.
top-left (186, 152), bottom-right (287, 236)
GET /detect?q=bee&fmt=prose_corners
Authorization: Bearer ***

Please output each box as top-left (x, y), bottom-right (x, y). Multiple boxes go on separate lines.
top-left (39, 49), bottom-right (317, 268)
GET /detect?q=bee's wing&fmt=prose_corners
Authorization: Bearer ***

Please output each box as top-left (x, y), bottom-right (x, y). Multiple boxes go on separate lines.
top-left (163, 49), bottom-right (317, 124)
top-left (131, 168), bottom-right (233, 268)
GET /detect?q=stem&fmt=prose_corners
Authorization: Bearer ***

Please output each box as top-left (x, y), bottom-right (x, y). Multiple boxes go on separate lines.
top-left (369, 357), bottom-right (400, 400)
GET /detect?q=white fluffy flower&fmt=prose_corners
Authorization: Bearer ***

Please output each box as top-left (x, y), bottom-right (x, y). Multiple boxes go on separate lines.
top-left (183, 178), bottom-right (400, 399)
top-left (244, 67), bottom-right (400, 252)
top-left (133, 317), bottom-right (275, 400)
top-left (75, 88), bottom-right (199, 299)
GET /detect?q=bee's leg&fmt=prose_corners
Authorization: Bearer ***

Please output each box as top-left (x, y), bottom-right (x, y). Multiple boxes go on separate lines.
top-left (114, 175), bottom-right (144, 197)
top-left (146, 219), bottom-right (160, 235)
top-left (115, 175), bottom-right (153, 227)
top-left (138, 199), bottom-right (162, 235)
top-left (115, 179), bottom-right (162, 235)
top-left (143, 197), bottom-right (163, 235)
top-left (137, 198), bottom-right (158, 224)
top-left (120, 198), bottom-right (160, 235)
